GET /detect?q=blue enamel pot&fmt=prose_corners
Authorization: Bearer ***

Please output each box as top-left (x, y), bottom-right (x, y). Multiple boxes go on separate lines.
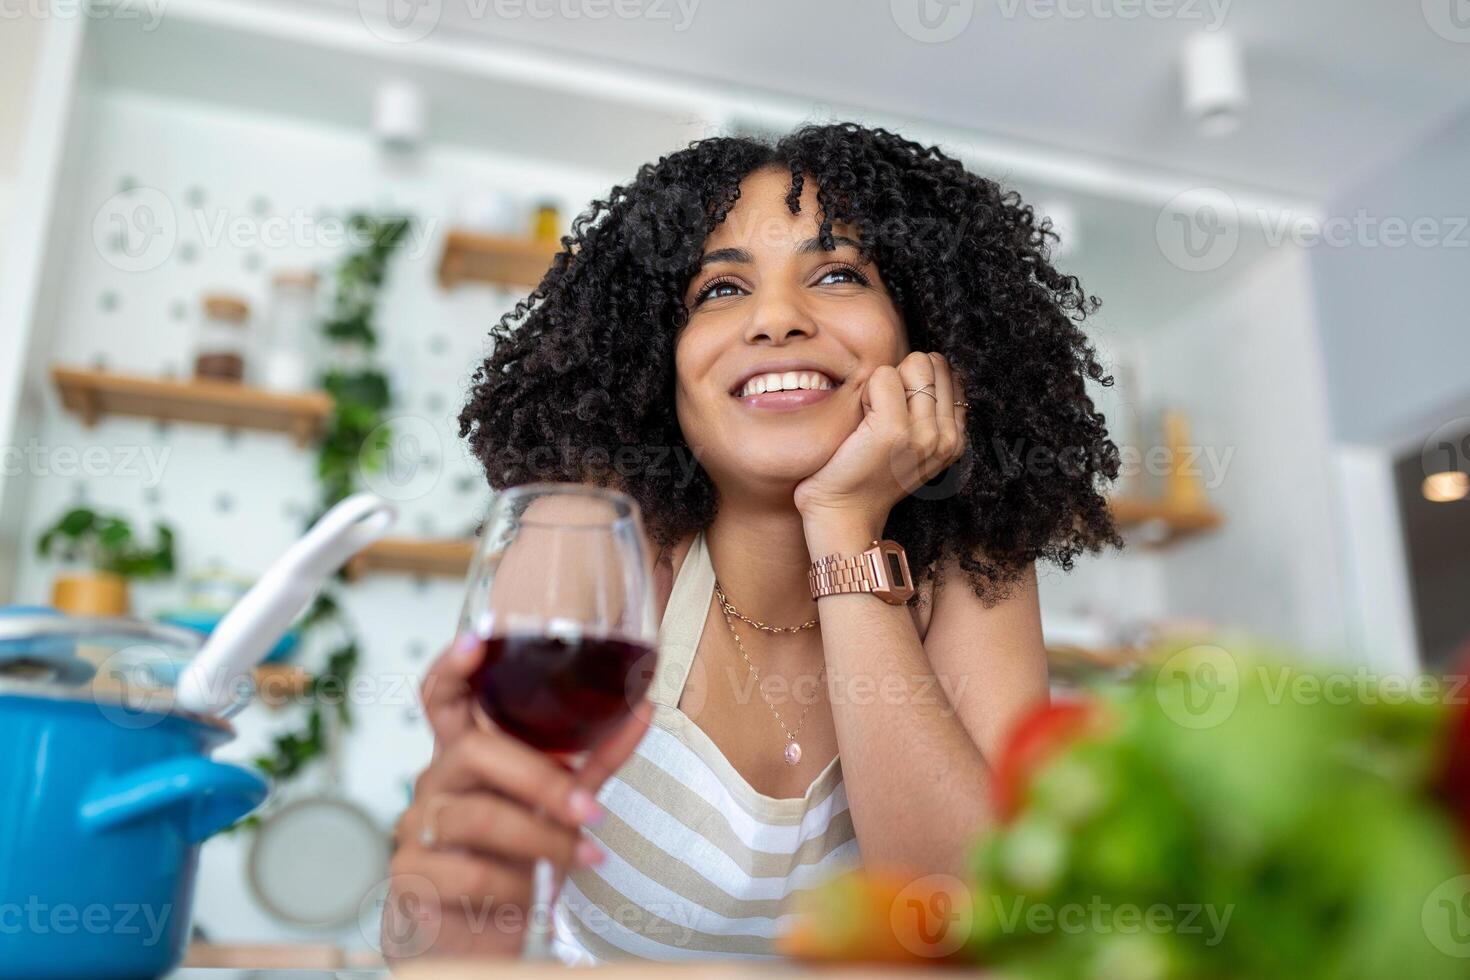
top-left (0, 610), bottom-right (268, 979)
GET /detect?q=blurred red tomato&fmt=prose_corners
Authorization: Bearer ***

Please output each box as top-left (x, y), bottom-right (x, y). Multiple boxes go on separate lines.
top-left (994, 698), bottom-right (1104, 822)
top-left (1436, 643), bottom-right (1470, 856)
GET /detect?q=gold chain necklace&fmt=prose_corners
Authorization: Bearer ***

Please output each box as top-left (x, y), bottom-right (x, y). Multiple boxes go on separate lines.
top-left (713, 580), bottom-right (823, 766)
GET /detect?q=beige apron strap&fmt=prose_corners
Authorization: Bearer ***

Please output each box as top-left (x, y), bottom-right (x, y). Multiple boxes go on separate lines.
top-left (647, 531), bottom-right (713, 709)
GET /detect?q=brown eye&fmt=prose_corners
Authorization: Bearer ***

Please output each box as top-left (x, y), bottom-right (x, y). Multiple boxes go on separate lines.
top-left (816, 264), bottom-right (871, 287)
top-left (694, 278), bottom-right (744, 304)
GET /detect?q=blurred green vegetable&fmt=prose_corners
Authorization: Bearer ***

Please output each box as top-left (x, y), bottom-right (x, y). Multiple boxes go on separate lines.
top-left (971, 641), bottom-right (1468, 980)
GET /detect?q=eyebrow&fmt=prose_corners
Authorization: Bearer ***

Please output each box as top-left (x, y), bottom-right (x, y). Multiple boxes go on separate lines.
top-left (697, 235), bottom-right (865, 269)
top-left (798, 234), bottom-right (864, 255)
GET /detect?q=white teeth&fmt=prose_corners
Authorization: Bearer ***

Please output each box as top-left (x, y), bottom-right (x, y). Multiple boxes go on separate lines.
top-left (738, 370), bottom-right (836, 397)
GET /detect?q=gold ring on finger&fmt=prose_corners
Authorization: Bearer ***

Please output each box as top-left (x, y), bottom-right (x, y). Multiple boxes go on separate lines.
top-left (954, 401), bottom-right (970, 408)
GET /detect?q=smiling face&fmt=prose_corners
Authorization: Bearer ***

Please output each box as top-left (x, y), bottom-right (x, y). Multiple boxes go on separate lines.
top-left (674, 166), bottom-right (909, 500)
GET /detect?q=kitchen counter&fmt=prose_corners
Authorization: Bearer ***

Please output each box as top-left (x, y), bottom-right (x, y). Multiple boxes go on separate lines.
top-left (169, 973), bottom-right (387, 979)
top-left (169, 963), bottom-right (941, 978)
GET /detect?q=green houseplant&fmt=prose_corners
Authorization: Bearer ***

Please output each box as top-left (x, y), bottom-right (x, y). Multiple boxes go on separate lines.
top-left (36, 508), bottom-right (175, 615)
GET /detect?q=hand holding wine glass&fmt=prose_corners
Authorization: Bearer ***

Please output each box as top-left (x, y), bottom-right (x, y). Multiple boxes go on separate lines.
top-left (383, 645), bottom-right (649, 962)
top-left (383, 485), bottom-right (659, 963)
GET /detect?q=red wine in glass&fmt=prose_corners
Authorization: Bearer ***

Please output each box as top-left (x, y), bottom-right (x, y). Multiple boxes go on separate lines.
top-left (469, 633), bottom-right (655, 754)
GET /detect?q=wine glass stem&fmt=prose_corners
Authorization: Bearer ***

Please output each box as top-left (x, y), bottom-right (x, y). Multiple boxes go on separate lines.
top-left (522, 856), bottom-right (558, 961)
top-left (521, 751), bottom-right (587, 962)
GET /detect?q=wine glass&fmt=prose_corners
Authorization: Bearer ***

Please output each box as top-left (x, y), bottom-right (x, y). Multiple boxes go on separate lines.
top-left (456, 483), bottom-right (659, 960)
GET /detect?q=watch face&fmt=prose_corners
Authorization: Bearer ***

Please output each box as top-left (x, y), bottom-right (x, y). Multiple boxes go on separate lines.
top-left (885, 550), bottom-right (906, 585)
top-left (871, 540), bottom-right (915, 603)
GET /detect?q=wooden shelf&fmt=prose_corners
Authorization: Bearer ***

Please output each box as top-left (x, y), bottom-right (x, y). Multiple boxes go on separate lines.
top-left (52, 366), bottom-right (333, 447)
top-left (344, 538), bottom-right (475, 580)
top-left (437, 229), bottom-right (559, 289)
top-left (1109, 496), bottom-right (1223, 547)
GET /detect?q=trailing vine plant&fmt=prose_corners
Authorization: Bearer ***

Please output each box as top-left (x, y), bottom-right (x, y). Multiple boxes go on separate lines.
top-left (247, 214), bottom-right (412, 792)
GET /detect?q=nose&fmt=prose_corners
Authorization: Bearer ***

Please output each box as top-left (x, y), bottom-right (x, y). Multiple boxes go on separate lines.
top-left (743, 287), bottom-right (818, 346)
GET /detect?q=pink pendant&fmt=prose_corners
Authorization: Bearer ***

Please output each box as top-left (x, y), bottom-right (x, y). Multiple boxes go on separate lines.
top-left (784, 741), bottom-right (802, 766)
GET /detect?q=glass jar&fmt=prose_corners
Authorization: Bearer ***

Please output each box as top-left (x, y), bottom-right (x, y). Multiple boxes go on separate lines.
top-left (194, 294), bottom-right (250, 382)
top-left (257, 270), bottom-right (320, 392)
top-left (533, 199), bottom-right (561, 242)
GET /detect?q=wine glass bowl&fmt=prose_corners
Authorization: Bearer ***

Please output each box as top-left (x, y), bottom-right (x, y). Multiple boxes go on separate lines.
top-left (466, 632), bottom-right (655, 754)
top-left (459, 484), bottom-right (659, 738)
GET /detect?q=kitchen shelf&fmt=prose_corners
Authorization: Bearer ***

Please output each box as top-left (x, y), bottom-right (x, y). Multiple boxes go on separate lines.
top-left (1109, 496), bottom-right (1224, 547)
top-left (344, 537), bottom-right (475, 580)
top-left (437, 229), bottom-right (559, 289)
top-left (51, 366), bottom-right (333, 447)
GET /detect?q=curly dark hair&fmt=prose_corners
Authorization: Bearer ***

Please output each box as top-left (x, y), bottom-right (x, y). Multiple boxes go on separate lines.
top-left (460, 122), bottom-right (1121, 601)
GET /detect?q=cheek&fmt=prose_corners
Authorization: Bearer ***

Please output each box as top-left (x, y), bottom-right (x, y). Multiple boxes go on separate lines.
top-left (672, 335), bottom-right (714, 431)
top-left (846, 309), bottom-right (909, 365)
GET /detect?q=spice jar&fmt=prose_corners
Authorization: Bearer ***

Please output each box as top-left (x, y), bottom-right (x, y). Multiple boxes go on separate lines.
top-left (194, 294), bottom-right (250, 382)
top-left (257, 270), bottom-right (320, 392)
top-left (533, 199), bottom-right (561, 242)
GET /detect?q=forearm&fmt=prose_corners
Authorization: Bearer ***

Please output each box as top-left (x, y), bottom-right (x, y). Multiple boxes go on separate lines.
top-left (804, 517), bottom-right (994, 874)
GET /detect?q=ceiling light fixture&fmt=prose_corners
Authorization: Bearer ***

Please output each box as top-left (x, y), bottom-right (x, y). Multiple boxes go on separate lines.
top-left (1182, 33), bottom-right (1247, 138)
top-left (1423, 471), bottom-right (1470, 503)
top-left (373, 81), bottom-right (427, 153)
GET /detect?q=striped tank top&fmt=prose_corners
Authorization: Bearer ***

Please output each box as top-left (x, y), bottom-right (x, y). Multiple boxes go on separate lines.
top-left (551, 530), bottom-right (861, 962)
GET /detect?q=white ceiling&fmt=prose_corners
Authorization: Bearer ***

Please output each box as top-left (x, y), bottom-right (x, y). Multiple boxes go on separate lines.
top-left (14, 1), bottom-right (1466, 332)
top-left (328, 0), bottom-right (1470, 203)
top-left (301, 0), bottom-right (1470, 331)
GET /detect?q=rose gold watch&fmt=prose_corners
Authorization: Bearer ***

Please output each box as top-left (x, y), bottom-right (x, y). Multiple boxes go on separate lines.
top-left (808, 539), bottom-right (915, 605)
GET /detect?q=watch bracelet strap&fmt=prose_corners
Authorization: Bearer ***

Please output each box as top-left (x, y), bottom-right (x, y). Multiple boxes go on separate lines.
top-left (808, 551), bottom-right (875, 598)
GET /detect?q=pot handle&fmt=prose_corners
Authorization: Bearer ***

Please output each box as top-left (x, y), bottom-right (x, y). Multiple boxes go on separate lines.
top-left (80, 756), bottom-right (269, 843)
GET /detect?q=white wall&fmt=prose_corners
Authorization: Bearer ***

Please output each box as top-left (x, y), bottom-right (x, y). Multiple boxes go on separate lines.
top-left (1133, 246), bottom-right (1348, 655)
top-left (1034, 329), bottom-right (1170, 643)
top-left (0, 178), bottom-right (12, 255)
top-left (0, 12), bottom-right (45, 176)
top-left (0, 13), bottom-right (47, 267)
top-left (1311, 105), bottom-right (1470, 444)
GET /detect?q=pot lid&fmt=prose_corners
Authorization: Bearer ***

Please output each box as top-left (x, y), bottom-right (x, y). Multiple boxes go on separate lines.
top-left (0, 608), bottom-right (241, 729)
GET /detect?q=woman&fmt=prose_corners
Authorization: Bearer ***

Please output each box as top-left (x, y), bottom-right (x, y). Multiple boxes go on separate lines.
top-left (385, 123), bottom-right (1120, 963)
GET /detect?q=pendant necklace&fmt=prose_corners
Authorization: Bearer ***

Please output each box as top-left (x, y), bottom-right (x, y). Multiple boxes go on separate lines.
top-left (713, 580), bottom-right (823, 766)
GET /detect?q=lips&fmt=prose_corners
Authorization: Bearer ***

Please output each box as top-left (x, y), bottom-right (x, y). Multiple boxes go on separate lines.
top-left (736, 386), bottom-right (838, 411)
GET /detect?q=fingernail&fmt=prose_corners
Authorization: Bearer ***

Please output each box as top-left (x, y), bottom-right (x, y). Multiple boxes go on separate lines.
top-left (575, 839), bottom-right (606, 868)
top-left (568, 789), bottom-right (604, 826)
top-left (451, 634), bottom-right (479, 663)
